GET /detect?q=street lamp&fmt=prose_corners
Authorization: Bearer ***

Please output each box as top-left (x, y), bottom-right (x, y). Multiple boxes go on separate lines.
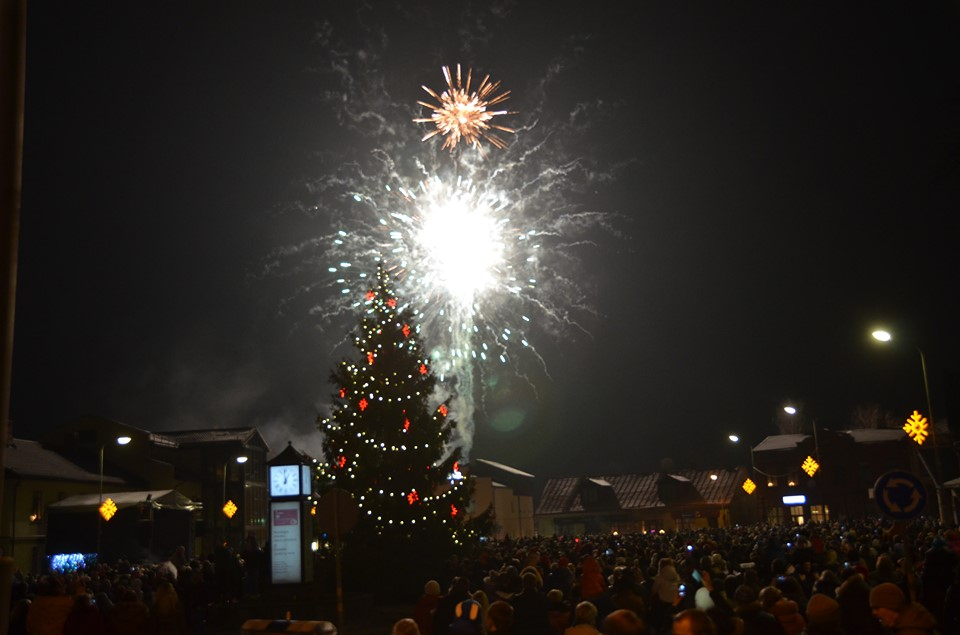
top-left (97, 435), bottom-right (132, 556)
top-left (871, 329), bottom-right (946, 523)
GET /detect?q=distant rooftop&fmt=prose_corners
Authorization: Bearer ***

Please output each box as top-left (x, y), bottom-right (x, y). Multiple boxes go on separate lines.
top-left (4, 438), bottom-right (125, 484)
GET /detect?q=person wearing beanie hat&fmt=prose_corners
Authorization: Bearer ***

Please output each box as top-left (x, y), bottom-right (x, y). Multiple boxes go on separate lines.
top-left (805, 593), bottom-right (842, 634)
top-left (869, 582), bottom-right (939, 634)
top-left (414, 580), bottom-right (442, 635)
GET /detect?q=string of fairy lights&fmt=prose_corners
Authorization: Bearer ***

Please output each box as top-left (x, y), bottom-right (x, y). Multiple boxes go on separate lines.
top-left (317, 266), bottom-right (471, 542)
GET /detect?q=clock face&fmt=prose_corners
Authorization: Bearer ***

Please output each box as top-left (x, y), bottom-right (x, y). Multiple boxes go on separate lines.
top-left (270, 465), bottom-right (300, 497)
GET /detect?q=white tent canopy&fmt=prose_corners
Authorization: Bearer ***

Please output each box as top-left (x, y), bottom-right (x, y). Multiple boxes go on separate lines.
top-left (48, 489), bottom-right (201, 512)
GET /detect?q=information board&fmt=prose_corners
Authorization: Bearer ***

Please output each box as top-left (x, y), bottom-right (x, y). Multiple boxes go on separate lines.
top-left (270, 501), bottom-right (302, 584)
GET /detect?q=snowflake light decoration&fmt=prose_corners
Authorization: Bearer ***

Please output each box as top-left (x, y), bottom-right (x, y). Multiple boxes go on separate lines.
top-left (903, 410), bottom-right (929, 445)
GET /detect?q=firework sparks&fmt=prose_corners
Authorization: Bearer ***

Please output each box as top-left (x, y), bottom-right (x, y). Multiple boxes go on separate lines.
top-left (268, 42), bottom-right (624, 461)
top-left (330, 173), bottom-right (535, 386)
top-left (415, 64), bottom-right (515, 152)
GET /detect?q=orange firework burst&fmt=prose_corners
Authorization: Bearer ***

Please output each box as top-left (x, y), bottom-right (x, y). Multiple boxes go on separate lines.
top-left (415, 64), bottom-right (514, 152)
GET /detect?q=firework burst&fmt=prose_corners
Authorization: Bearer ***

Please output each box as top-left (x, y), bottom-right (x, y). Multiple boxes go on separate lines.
top-left (415, 64), bottom-right (515, 152)
top-left (267, 43), bottom-right (625, 460)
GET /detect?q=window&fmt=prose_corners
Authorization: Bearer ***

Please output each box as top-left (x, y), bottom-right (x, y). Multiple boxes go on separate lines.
top-left (789, 506), bottom-right (805, 526)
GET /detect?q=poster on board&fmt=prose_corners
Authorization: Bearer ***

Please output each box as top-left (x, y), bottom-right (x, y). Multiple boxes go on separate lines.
top-left (270, 501), bottom-right (302, 584)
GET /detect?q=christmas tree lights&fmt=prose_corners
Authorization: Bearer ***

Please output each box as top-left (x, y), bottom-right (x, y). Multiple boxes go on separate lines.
top-left (317, 264), bottom-right (475, 546)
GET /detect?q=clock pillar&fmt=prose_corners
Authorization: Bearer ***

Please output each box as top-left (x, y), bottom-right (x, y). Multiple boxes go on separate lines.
top-left (267, 444), bottom-right (314, 585)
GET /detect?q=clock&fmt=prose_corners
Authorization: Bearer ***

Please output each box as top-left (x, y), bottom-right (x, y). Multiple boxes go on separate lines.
top-left (270, 465), bottom-right (300, 497)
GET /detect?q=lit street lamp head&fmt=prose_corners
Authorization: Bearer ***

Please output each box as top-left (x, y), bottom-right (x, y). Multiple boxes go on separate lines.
top-left (872, 330), bottom-right (892, 342)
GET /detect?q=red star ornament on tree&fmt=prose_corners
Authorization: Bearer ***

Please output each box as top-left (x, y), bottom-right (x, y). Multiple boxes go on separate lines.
top-left (358, 397), bottom-right (368, 411)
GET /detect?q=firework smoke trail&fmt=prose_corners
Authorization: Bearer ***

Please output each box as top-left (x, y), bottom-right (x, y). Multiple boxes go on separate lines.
top-left (267, 26), bottom-right (628, 462)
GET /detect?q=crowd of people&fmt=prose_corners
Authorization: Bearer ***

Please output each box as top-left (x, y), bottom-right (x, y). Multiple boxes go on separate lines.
top-left (396, 518), bottom-right (960, 635)
top-left (6, 517), bottom-right (960, 634)
top-left (5, 541), bottom-right (263, 635)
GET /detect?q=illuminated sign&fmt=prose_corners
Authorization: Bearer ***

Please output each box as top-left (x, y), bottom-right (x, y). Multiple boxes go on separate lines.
top-left (782, 495), bottom-right (806, 505)
top-left (270, 501), bottom-right (302, 584)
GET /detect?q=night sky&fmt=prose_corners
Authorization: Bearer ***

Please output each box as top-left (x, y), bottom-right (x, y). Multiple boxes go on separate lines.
top-left (12, 2), bottom-right (960, 480)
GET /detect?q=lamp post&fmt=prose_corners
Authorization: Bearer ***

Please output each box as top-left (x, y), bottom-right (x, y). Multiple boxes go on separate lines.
top-left (222, 455), bottom-right (248, 545)
top-left (97, 435), bottom-right (132, 557)
top-left (783, 405), bottom-right (820, 460)
top-left (871, 329), bottom-right (947, 523)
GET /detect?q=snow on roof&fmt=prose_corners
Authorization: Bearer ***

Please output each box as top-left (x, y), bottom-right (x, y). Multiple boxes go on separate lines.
top-left (48, 489), bottom-right (201, 512)
top-left (4, 439), bottom-right (125, 484)
top-left (843, 429), bottom-right (905, 443)
top-left (667, 474), bottom-right (691, 482)
top-left (471, 458), bottom-right (535, 478)
top-left (753, 434), bottom-right (810, 451)
top-left (588, 478), bottom-right (613, 487)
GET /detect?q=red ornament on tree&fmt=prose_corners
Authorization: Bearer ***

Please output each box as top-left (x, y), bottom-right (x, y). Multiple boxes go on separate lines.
top-left (367, 352), bottom-right (375, 365)
top-left (387, 298), bottom-right (397, 308)
top-left (438, 404), bottom-right (448, 417)
top-left (402, 324), bottom-right (411, 338)
top-left (366, 290), bottom-right (376, 301)
top-left (407, 490), bottom-right (419, 505)
top-left (419, 363), bottom-right (428, 375)
top-left (359, 397), bottom-right (369, 411)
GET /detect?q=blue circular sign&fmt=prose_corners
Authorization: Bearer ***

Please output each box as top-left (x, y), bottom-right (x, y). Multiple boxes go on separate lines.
top-left (873, 470), bottom-right (927, 520)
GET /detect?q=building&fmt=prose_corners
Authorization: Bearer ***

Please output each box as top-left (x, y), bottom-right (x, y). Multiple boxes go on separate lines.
top-left (749, 427), bottom-right (956, 524)
top-left (40, 415), bottom-right (270, 557)
top-left (468, 458), bottom-right (535, 539)
top-left (535, 467), bottom-right (757, 535)
top-left (1, 438), bottom-right (125, 572)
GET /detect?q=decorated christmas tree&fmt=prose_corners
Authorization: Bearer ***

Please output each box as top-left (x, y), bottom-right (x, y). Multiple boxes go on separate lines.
top-left (316, 263), bottom-right (479, 556)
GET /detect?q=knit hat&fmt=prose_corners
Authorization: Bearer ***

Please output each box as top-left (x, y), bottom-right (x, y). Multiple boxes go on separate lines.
top-left (869, 582), bottom-right (906, 612)
top-left (424, 580), bottom-right (441, 596)
top-left (805, 593), bottom-right (841, 625)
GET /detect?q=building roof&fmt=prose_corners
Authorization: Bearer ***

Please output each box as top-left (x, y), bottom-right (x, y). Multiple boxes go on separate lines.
top-left (754, 429), bottom-right (907, 452)
top-left (159, 427), bottom-right (269, 450)
top-left (753, 434), bottom-right (811, 452)
top-left (536, 468), bottom-right (744, 515)
top-left (3, 439), bottom-right (125, 484)
top-left (48, 489), bottom-right (200, 512)
top-left (472, 458), bottom-right (535, 478)
top-left (842, 429), bottom-right (906, 443)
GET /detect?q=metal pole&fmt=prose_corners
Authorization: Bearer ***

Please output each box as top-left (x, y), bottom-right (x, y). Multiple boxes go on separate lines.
top-left (918, 348), bottom-right (947, 524)
top-left (0, 1), bottom-right (27, 629)
top-left (96, 445), bottom-right (104, 555)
